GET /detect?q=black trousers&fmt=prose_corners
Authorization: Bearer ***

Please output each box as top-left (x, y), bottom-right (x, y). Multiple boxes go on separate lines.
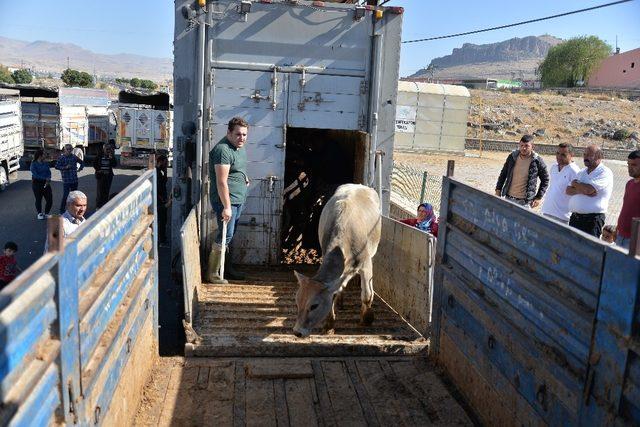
top-left (569, 213), bottom-right (605, 237)
top-left (96, 175), bottom-right (113, 209)
top-left (32, 179), bottom-right (53, 214)
top-left (157, 204), bottom-right (167, 243)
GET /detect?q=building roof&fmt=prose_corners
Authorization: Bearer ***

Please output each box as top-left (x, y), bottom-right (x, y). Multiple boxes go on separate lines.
top-left (397, 81), bottom-right (470, 97)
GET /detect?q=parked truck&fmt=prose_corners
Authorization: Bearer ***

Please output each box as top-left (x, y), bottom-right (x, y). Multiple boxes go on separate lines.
top-left (8, 85), bottom-right (91, 161)
top-left (79, 88), bottom-right (115, 158)
top-left (115, 90), bottom-right (172, 167)
top-left (2, 1), bottom-right (640, 426)
top-left (0, 88), bottom-right (23, 191)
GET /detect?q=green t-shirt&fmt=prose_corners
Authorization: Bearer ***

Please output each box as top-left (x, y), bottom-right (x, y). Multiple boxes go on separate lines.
top-left (209, 137), bottom-right (248, 205)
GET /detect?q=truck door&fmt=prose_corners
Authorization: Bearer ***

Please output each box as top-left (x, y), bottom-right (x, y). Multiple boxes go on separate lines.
top-left (210, 68), bottom-right (287, 265)
top-left (287, 73), bottom-right (366, 131)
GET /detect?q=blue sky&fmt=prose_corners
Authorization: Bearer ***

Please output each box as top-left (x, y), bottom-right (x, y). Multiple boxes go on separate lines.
top-left (1, 0), bottom-right (639, 77)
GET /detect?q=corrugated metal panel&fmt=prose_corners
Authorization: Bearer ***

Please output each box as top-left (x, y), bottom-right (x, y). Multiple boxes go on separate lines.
top-left (433, 178), bottom-right (607, 425)
top-left (396, 82), bottom-right (470, 153)
top-left (210, 69), bottom-right (285, 265)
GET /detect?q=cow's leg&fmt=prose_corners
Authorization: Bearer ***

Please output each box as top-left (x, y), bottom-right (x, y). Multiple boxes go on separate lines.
top-left (322, 295), bottom-right (337, 335)
top-left (359, 259), bottom-right (375, 326)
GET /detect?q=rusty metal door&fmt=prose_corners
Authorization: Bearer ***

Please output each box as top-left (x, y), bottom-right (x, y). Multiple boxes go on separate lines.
top-left (209, 68), bottom-right (287, 264)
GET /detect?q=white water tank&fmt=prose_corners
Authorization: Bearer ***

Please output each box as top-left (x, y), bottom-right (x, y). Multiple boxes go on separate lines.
top-left (395, 81), bottom-right (470, 153)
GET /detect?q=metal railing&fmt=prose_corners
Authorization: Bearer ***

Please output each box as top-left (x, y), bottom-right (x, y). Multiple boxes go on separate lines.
top-left (391, 162), bottom-right (444, 215)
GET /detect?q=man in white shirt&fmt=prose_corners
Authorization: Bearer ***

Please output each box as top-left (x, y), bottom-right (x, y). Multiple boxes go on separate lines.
top-left (62, 191), bottom-right (87, 237)
top-left (542, 143), bottom-right (580, 223)
top-left (566, 144), bottom-right (613, 237)
top-left (44, 191), bottom-right (87, 252)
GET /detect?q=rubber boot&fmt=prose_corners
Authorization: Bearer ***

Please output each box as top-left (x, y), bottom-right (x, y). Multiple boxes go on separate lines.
top-left (205, 247), bottom-right (228, 284)
top-left (224, 247), bottom-right (246, 281)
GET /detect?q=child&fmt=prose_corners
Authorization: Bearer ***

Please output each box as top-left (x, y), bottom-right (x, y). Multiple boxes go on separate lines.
top-left (0, 241), bottom-right (21, 289)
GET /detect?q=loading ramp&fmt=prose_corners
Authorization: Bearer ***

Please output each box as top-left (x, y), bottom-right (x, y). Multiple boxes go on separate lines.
top-left (186, 268), bottom-right (428, 358)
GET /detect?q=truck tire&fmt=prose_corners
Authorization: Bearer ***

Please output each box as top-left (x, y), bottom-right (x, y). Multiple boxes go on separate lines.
top-left (0, 165), bottom-right (9, 192)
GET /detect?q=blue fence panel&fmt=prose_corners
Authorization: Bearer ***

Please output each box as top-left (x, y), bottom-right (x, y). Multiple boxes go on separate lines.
top-left (0, 169), bottom-right (158, 426)
top-left (581, 246), bottom-right (640, 425)
top-left (0, 255), bottom-right (68, 426)
top-left (433, 178), bottom-right (608, 425)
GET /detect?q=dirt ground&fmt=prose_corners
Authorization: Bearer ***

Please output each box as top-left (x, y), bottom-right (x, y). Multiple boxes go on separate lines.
top-left (394, 150), bottom-right (629, 226)
top-left (468, 89), bottom-right (640, 149)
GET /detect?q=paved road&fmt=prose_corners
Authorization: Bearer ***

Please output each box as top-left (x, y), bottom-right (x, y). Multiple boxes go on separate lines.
top-left (0, 165), bottom-right (185, 355)
top-left (0, 166), bottom-right (143, 270)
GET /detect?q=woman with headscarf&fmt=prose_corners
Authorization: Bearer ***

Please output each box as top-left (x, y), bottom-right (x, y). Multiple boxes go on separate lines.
top-left (400, 202), bottom-right (439, 237)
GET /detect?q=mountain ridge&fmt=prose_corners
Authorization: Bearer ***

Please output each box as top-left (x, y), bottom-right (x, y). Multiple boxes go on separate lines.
top-left (0, 36), bottom-right (172, 81)
top-left (410, 35), bottom-right (563, 80)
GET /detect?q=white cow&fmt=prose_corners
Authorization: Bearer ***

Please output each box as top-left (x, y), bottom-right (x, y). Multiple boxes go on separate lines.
top-left (293, 184), bottom-right (381, 338)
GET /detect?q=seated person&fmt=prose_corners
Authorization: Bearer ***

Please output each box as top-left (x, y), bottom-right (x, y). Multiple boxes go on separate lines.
top-left (400, 203), bottom-right (439, 237)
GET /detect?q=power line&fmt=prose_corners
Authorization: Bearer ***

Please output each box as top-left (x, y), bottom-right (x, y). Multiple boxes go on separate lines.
top-left (402, 0), bottom-right (634, 44)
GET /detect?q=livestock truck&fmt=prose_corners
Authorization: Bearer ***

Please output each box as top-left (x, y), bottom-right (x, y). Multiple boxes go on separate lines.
top-left (2, 1), bottom-right (640, 426)
top-left (9, 85), bottom-right (91, 162)
top-left (115, 90), bottom-right (172, 167)
top-left (0, 88), bottom-right (23, 191)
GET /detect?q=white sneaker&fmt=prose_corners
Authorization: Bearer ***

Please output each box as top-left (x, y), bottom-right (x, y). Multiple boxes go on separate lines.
top-left (37, 213), bottom-right (45, 220)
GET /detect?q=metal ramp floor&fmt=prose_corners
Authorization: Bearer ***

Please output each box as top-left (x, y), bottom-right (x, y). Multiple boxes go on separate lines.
top-left (186, 267), bottom-right (428, 357)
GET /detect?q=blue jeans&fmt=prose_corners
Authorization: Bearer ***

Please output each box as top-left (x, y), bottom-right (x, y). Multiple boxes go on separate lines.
top-left (60, 182), bottom-right (78, 213)
top-left (211, 201), bottom-right (243, 246)
top-left (615, 235), bottom-right (630, 249)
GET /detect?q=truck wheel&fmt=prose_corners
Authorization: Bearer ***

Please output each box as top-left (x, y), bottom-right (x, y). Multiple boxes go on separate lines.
top-left (0, 165), bottom-right (8, 192)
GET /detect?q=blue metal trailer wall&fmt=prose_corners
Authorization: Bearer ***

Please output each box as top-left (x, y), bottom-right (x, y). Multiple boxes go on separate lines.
top-left (0, 170), bottom-right (158, 426)
top-left (432, 177), bottom-right (640, 425)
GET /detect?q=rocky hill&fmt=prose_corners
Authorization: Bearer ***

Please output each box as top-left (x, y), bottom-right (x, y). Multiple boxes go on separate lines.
top-left (0, 36), bottom-right (172, 81)
top-left (411, 35), bottom-right (562, 80)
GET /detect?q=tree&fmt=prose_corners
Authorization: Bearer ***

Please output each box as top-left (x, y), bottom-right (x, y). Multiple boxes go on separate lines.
top-left (130, 77), bottom-right (141, 88)
top-left (0, 64), bottom-right (14, 84)
top-left (61, 68), bottom-right (94, 87)
top-left (538, 36), bottom-right (611, 87)
top-left (11, 69), bottom-right (32, 84)
top-left (139, 79), bottom-right (158, 90)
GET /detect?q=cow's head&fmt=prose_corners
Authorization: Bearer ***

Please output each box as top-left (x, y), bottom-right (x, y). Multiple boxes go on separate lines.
top-left (292, 271), bottom-right (333, 338)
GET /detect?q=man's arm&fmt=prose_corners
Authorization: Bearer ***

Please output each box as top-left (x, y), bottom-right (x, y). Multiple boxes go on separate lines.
top-left (495, 157), bottom-right (510, 196)
top-left (54, 157), bottom-right (65, 171)
top-left (570, 180), bottom-right (597, 196)
top-left (534, 158), bottom-right (550, 200)
top-left (215, 164), bottom-right (232, 221)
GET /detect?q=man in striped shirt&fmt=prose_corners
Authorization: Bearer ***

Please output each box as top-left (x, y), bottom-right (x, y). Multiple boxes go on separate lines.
top-left (55, 144), bottom-right (84, 214)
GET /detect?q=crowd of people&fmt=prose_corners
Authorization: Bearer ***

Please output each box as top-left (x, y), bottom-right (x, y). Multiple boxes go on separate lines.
top-left (494, 135), bottom-right (639, 249)
top-left (401, 134), bottom-right (639, 251)
top-left (0, 143), bottom-right (171, 290)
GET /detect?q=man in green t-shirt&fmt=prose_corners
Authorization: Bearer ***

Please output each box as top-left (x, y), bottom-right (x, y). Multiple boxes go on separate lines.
top-left (207, 117), bottom-right (249, 283)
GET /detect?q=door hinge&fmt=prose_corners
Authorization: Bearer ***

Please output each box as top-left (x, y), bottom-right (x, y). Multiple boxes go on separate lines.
top-left (207, 127), bottom-right (213, 142)
top-left (208, 70), bottom-right (214, 87)
top-left (207, 106), bottom-right (212, 122)
top-left (360, 80), bottom-right (369, 94)
top-left (358, 114), bottom-right (366, 129)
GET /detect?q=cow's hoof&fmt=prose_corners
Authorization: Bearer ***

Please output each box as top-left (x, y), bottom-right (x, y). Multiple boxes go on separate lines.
top-left (360, 310), bottom-right (374, 326)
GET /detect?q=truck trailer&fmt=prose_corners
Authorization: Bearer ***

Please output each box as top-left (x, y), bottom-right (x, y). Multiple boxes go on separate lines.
top-left (8, 86), bottom-right (91, 161)
top-left (0, 88), bottom-right (23, 191)
top-left (115, 90), bottom-right (172, 167)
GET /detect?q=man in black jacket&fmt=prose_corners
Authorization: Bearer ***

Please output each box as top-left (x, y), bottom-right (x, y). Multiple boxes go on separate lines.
top-left (495, 135), bottom-right (549, 208)
top-left (93, 143), bottom-right (117, 209)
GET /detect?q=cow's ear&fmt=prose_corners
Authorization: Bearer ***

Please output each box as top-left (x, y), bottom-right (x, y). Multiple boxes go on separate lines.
top-left (293, 270), bottom-right (307, 285)
top-left (294, 271), bottom-right (323, 291)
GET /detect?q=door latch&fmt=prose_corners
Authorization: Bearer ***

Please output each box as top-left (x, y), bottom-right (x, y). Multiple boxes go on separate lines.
top-left (249, 89), bottom-right (270, 103)
top-left (267, 175), bottom-right (279, 193)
